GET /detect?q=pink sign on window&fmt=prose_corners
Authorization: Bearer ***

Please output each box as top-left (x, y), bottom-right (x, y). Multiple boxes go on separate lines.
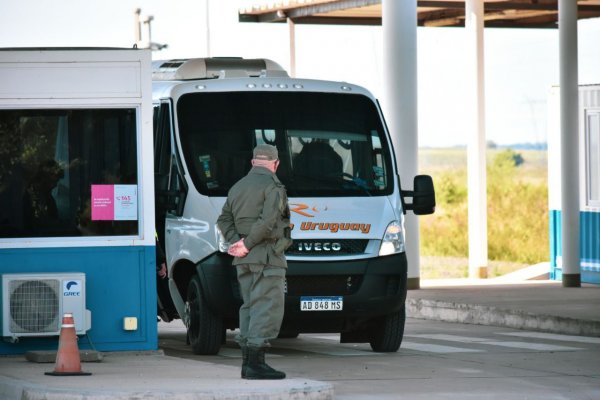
top-left (91, 184), bottom-right (138, 221)
top-left (91, 185), bottom-right (114, 221)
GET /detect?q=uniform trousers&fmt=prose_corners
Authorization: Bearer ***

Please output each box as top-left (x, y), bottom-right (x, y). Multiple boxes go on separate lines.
top-left (236, 264), bottom-right (285, 348)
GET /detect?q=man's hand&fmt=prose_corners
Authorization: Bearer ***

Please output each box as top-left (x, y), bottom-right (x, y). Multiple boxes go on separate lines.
top-left (228, 239), bottom-right (249, 258)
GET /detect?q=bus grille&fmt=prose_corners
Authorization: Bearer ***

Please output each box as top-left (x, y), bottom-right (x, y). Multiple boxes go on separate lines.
top-left (285, 239), bottom-right (369, 256)
top-left (286, 275), bottom-right (362, 296)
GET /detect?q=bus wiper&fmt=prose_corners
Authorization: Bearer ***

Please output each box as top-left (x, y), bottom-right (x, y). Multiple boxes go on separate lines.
top-left (341, 176), bottom-right (373, 197)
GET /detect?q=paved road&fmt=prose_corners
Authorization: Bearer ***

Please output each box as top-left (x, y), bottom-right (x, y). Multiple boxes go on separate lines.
top-left (158, 319), bottom-right (600, 399)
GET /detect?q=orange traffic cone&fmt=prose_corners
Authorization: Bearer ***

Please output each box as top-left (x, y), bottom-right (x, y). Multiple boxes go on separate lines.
top-left (45, 313), bottom-right (91, 376)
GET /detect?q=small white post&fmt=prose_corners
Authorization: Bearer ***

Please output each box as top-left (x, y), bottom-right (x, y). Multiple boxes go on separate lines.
top-left (288, 18), bottom-right (296, 78)
top-left (205, 0), bottom-right (211, 57)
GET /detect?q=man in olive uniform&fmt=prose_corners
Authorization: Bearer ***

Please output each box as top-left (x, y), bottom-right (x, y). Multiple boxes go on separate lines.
top-left (217, 144), bottom-right (291, 380)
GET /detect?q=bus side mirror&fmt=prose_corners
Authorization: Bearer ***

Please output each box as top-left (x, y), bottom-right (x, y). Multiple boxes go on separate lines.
top-left (402, 175), bottom-right (436, 215)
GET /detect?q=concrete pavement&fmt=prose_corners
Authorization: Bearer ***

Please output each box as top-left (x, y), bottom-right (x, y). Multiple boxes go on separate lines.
top-left (1, 267), bottom-right (599, 400)
top-left (409, 274), bottom-right (600, 337)
top-left (0, 350), bottom-right (333, 400)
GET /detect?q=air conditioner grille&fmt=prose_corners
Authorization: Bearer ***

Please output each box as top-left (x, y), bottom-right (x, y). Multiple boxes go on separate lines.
top-left (9, 279), bottom-right (60, 333)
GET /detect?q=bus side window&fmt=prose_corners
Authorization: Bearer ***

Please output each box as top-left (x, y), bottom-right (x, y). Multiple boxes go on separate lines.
top-left (155, 102), bottom-right (172, 189)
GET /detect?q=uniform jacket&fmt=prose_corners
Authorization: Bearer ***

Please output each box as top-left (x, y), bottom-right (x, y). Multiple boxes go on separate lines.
top-left (217, 166), bottom-right (290, 268)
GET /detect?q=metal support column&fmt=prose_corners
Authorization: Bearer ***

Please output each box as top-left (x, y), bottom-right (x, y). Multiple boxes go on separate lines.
top-left (559, 0), bottom-right (581, 287)
top-left (382, 0), bottom-right (420, 289)
top-left (466, 0), bottom-right (488, 279)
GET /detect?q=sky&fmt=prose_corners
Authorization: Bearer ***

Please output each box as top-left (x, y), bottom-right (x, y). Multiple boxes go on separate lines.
top-left (1, 0), bottom-right (600, 147)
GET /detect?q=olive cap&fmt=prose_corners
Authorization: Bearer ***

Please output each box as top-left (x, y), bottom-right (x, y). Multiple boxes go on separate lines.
top-left (253, 144), bottom-right (278, 161)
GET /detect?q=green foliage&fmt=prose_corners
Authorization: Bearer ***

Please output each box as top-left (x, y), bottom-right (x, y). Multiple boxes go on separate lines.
top-left (419, 169), bottom-right (469, 258)
top-left (0, 117), bottom-right (21, 186)
top-left (436, 172), bottom-right (467, 205)
top-left (0, 113), bottom-right (57, 186)
top-left (418, 148), bottom-right (548, 277)
top-left (492, 148), bottom-right (524, 170)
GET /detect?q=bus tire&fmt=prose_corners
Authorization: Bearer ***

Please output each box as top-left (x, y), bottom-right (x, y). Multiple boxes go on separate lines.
top-left (186, 275), bottom-right (223, 355)
top-left (369, 307), bottom-right (405, 352)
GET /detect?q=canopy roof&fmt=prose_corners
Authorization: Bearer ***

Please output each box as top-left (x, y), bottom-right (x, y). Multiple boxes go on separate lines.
top-left (239, 0), bottom-right (600, 28)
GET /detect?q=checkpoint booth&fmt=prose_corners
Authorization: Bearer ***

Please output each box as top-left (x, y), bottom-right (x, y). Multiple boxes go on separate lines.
top-left (0, 48), bottom-right (157, 354)
top-left (548, 84), bottom-right (600, 284)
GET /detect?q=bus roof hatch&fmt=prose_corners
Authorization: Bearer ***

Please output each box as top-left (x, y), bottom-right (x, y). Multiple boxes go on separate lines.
top-left (151, 57), bottom-right (288, 81)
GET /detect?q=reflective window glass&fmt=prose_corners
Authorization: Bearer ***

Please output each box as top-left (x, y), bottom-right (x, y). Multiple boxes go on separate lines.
top-left (0, 108), bottom-right (138, 238)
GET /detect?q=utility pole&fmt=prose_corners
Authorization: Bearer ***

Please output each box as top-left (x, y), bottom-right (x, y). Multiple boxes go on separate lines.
top-left (134, 8), bottom-right (168, 51)
top-left (205, 0), bottom-right (211, 57)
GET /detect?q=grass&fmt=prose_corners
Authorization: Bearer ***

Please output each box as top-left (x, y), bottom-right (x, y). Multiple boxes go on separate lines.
top-left (417, 147), bottom-right (548, 279)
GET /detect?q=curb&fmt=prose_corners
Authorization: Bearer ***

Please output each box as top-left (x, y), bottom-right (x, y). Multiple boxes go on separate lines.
top-left (406, 298), bottom-right (600, 337)
top-left (0, 375), bottom-right (334, 400)
top-left (0, 351), bottom-right (335, 400)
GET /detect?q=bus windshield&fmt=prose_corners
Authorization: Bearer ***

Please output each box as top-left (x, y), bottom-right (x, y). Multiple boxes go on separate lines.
top-left (177, 91), bottom-right (394, 197)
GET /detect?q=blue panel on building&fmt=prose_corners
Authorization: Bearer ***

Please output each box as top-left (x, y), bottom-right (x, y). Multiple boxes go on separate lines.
top-left (549, 210), bottom-right (600, 284)
top-left (0, 245), bottom-right (157, 354)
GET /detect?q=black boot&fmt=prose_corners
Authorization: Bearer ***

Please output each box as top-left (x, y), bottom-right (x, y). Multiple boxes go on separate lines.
top-left (241, 345), bottom-right (249, 379)
top-left (244, 347), bottom-right (286, 380)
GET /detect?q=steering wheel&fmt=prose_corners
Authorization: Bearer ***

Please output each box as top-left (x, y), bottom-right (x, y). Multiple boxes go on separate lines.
top-left (261, 131), bottom-right (276, 145)
top-left (337, 139), bottom-right (352, 150)
top-left (342, 172), bottom-right (356, 182)
top-left (298, 137), bottom-right (312, 146)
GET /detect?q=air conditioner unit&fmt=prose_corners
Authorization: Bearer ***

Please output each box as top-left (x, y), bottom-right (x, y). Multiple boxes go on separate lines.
top-left (2, 273), bottom-right (91, 338)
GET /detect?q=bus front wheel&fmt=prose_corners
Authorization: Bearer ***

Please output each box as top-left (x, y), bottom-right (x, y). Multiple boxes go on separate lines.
top-left (186, 275), bottom-right (223, 355)
top-left (368, 307), bottom-right (405, 352)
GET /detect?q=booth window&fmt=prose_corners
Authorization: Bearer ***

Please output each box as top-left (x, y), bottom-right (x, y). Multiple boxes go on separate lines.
top-left (0, 108), bottom-right (139, 238)
top-left (587, 110), bottom-right (600, 207)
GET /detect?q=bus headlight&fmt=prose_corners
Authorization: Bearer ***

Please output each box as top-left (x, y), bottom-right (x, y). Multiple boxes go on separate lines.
top-left (379, 221), bottom-right (405, 256)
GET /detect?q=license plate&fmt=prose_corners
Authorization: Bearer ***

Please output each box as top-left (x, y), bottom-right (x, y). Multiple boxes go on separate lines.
top-left (300, 296), bottom-right (343, 311)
